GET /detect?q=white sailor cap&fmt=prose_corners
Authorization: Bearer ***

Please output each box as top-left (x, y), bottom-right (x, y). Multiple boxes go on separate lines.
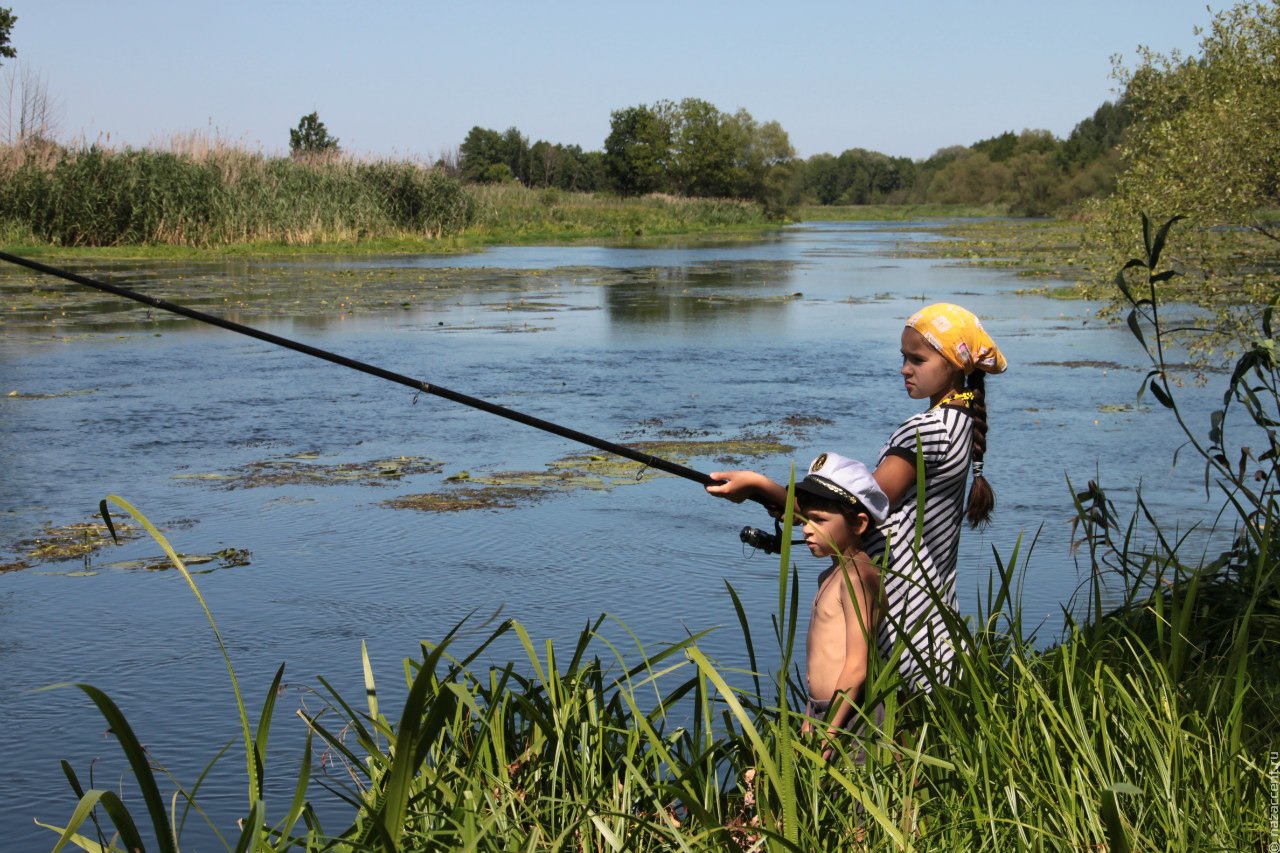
top-left (795, 452), bottom-right (890, 523)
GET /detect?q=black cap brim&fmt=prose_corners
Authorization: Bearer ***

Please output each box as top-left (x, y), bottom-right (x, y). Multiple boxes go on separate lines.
top-left (795, 475), bottom-right (857, 506)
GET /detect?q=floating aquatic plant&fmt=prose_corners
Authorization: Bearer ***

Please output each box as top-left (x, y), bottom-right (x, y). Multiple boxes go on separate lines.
top-left (385, 435), bottom-right (794, 513)
top-left (3, 519), bottom-right (140, 571)
top-left (175, 454), bottom-right (443, 490)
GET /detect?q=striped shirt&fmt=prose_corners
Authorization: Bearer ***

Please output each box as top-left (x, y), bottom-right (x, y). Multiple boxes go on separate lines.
top-left (864, 404), bottom-right (973, 691)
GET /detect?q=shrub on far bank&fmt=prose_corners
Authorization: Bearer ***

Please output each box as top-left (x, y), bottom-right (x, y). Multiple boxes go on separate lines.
top-left (464, 182), bottom-right (773, 243)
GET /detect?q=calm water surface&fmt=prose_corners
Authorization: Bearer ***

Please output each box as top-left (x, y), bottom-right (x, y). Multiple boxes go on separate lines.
top-left (0, 221), bottom-right (1225, 847)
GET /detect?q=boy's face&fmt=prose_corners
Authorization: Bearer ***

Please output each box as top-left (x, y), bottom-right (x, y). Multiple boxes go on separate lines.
top-left (799, 506), bottom-right (867, 559)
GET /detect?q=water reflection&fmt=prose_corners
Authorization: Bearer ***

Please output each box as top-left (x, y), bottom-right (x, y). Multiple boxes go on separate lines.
top-left (603, 261), bottom-right (802, 325)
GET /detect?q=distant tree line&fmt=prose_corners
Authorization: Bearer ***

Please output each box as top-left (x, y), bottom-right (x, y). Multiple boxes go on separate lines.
top-left (452, 95), bottom-right (1132, 217)
top-left (603, 98), bottom-right (795, 213)
top-left (458, 98), bottom-right (796, 215)
top-left (796, 100), bottom-right (1131, 216)
top-left (457, 125), bottom-right (607, 193)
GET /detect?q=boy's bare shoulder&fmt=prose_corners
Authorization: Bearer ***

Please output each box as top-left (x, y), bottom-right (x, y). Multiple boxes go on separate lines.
top-left (845, 549), bottom-right (881, 582)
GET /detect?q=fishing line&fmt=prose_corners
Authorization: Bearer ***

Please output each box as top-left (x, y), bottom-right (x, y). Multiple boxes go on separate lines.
top-left (0, 251), bottom-right (776, 510)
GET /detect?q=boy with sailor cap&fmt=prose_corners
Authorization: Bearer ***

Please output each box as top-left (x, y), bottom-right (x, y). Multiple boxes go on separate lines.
top-left (793, 451), bottom-right (889, 759)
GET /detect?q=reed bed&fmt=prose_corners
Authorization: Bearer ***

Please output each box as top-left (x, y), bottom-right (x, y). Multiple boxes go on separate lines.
top-left (0, 141), bottom-right (476, 248)
top-left (465, 183), bottom-right (773, 245)
top-left (39, 222), bottom-right (1274, 850)
top-left (0, 141), bottom-right (775, 252)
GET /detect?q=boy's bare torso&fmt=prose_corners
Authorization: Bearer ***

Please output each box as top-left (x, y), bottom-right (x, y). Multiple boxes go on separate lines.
top-left (806, 550), bottom-right (879, 702)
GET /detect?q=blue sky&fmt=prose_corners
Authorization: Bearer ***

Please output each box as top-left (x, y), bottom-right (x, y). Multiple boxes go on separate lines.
top-left (5, 1), bottom-right (1219, 161)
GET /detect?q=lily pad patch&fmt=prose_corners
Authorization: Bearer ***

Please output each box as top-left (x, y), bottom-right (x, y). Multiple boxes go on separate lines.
top-left (0, 519), bottom-right (140, 572)
top-left (176, 454), bottom-right (443, 489)
top-left (385, 435), bottom-right (794, 514)
top-left (103, 548), bottom-right (252, 572)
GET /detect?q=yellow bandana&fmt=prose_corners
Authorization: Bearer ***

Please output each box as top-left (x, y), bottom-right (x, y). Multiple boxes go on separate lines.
top-left (906, 303), bottom-right (1008, 375)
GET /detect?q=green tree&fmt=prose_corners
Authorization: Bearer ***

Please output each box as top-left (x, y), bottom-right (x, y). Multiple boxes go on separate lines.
top-left (459, 126), bottom-right (504, 182)
top-left (604, 104), bottom-right (672, 195)
top-left (0, 7), bottom-right (15, 65)
top-left (289, 112), bottom-right (339, 157)
top-left (604, 97), bottom-right (794, 211)
top-left (1060, 100), bottom-right (1131, 167)
top-left (1005, 150), bottom-right (1061, 216)
top-left (577, 150), bottom-right (607, 192)
top-left (527, 141), bottom-right (600, 191)
top-left (972, 131), bottom-right (1019, 162)
top-left (498, 126), bottom-right (530, 184)
top-left (528, 139), bottom-right (556, 188)
top-left (829, 148), bottom-right (913, 204)
top-left (1113, 1), bottom-right (1279, 231)
top-left (458, 126), bottom-right (531, 185)
top-left (727, 110), bottom-right (795, 202)
top-left (1093, 0), bottom-right (1280, 339)
top-left (801, 153), bottom-right (842, 204)
top-left (668, 97), bottom-right (737, 197)
top-left (923, 150), bottom-right (1008, 205)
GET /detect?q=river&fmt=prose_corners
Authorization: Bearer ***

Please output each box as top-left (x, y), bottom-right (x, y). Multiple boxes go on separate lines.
top-left (0, 220), bottom-right (1225, 847)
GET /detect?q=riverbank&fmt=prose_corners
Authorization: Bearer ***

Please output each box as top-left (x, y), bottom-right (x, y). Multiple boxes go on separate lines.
top-left (0, 186), bottom-right (779, 260)
top-left (895, 216), bottom-right (1097, 297)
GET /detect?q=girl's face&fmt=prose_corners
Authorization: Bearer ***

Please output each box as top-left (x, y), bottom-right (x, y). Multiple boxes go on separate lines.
top-left (900, 327), bottom-right (963, 405)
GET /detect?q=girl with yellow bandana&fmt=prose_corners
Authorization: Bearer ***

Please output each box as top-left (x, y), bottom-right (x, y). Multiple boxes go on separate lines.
top-left (707, 303), bottom-right (1007, 694)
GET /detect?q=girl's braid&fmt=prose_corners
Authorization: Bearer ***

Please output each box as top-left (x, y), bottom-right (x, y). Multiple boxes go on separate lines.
top-left (965, 370), bottom-right (994, 527)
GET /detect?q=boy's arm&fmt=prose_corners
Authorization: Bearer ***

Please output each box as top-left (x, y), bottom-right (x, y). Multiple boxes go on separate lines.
top-left (822, 563), bottom-right (882, 749)
top-left (705, 470), bottom-right (788, 509)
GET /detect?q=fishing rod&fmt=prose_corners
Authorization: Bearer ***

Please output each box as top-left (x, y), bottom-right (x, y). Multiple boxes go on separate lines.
top-left (1, 251), bottom-right (793, 543)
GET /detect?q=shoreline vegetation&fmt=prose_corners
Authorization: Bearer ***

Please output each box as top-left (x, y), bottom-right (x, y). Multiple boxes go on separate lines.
top-left (0, 141), bottom-right (1268, 332)
top-left (0, 141), bottom-right (1268, 333)
top-left (0, 141), bottom-right (784, 259)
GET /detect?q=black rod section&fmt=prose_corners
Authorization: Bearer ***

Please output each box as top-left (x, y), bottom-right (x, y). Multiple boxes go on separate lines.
top-left (0, 251), bottom-right (732, 490)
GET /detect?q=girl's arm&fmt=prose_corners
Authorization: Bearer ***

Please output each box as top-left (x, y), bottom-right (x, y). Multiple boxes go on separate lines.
top-left (705, 470), bottom-right (788, 508)
top-left (873, 454), bottom-right (917, 510)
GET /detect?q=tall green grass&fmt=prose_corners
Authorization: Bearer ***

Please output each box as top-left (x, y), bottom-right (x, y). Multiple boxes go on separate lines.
top-left (464, 183), bottom-right (774, 245)
top-left (0, 141), bottom-right (476, 248)
top-left (41, 488), bottom-right (1270, 850)
top-left (38, 217), bottom-right (1273, 850)
top-left (0, 140), bottom-right (775, 252)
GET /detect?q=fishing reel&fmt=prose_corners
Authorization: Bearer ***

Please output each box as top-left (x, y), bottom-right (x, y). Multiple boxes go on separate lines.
top-left (739, 516), bottom-right (804, 555)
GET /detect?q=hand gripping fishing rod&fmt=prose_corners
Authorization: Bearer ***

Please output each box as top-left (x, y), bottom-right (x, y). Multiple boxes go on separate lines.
top-left (1, 252), bottom-right (783, 521)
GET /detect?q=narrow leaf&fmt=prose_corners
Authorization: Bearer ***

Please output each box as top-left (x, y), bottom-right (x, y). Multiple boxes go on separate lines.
top-left (1149, 214), bottom-right (1184, 267)
top-left (97, 500), bottom-right (119, 545)
top-left (48, 684), bottom-right (178, 853)
top-left (1149, 381), bottom-right (1174, 409)
top-left (1126, 309), bottom-right (1149, 355)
